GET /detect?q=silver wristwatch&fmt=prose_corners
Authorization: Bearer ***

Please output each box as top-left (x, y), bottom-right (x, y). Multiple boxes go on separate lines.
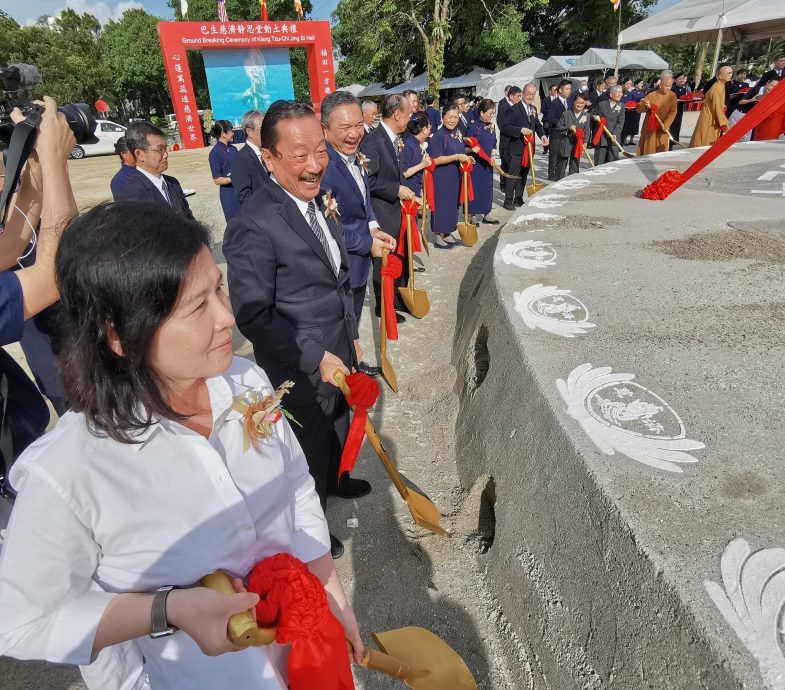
top-left (150, 585), bottom-right (178, 639)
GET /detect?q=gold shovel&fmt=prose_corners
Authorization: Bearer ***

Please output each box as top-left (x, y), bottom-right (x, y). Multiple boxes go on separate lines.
top-left (525, 138), bottom-right (547, 197)
top-left (203, 570), bottom-right (476, 690)
top-left (397, 203), bottom-right (430, 319)
top-left (378, 249), bottom-right (398, 393)
top-left (334, 370), bottom-right (448, 537)
top-left (591, 115), bottom-right (635, 158)
top-left (652, 110), bottom-right (688, 149)
top-left (419, 177), bottom-right (430, 256)
top-left (570, 125), bottom-right (595, 169)
top-left (457, 164), bottom-right (478, 247)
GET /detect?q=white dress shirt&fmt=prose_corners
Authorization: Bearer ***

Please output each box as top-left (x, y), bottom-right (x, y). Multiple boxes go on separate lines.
top-left (245, 139), bottom-right (264, 163)
top-left (379, 120), bottom-right (399, 148)
top-left (136, 166), bottom-right (169, 202)
top-left (335, 150), bottom-right (380, 231)
top-left (274, 179), bottom-right (342, 272)
top-left (0, 357), bottom-right (329, 690)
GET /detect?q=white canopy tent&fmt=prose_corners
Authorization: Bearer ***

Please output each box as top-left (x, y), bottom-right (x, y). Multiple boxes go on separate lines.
top-left (440, 66), bottom-right (494, 91)
top-left (619, 0), bottom-right (785, 74)
top-left (532, 55), bottom-right (580, 79)
top-left (476, 56), bottom-right (546, 102)
top-left (387, 72), bottom-right (429, 95)
top-left (342, 84), bottom-right (366, 97)
top-left (572, 48), bottom-right (668, 72)
top-left (357, 82), bottom-right (387, 98)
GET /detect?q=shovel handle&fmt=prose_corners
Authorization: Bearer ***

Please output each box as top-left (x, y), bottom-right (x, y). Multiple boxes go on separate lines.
top-left (348, 641), bottom-right (424, 680)
top-left (333, 370), bottom-right (410, 500)
top-left (201, 570), bottom-right (277, 647)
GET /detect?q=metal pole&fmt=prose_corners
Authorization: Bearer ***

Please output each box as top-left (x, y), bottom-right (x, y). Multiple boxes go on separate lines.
top-left (613, 2), bottom-right (622, 78)
top-left (710, 27), bottom-right (724, 76)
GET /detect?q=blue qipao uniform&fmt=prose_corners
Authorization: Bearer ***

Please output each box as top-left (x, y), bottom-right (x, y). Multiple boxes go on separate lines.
top-left (426, 126), bottom-right (466, 235)
top-left (402, 134), bottom-right (425, 196)
top-left (466, 120), bottom-right (496, 216)
top-left (208, 141), bottom-right (240, 221)
top-left (109, 164), bottom-right (137, 200)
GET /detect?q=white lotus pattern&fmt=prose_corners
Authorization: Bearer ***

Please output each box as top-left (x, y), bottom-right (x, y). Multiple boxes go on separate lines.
top-left (514, 284), bottom-right (596, 338)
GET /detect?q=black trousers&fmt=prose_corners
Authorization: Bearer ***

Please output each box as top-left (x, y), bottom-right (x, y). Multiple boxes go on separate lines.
top-left (555, 154), bottom-right (579, 180)
top-left (505, 152), bottom-right (530, 203)
top-left (288, 392), bottom-right (351, 511)
top-left (352, 283), bottom-right (367, 326)
top-left (595, 145), bottom-right (618, 165)
top-left (499, 146), bottom-right (509, 191)
top-left (547, 135), bottom-right (564, 180)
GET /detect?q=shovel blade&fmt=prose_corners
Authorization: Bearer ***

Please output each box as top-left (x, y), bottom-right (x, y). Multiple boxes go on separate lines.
top-left (405, 488), bottom-right (449, 537)
top-left (457, 222), bottom-right (477, 247)
top-left (621, 150), bottom-right (636, 159)
top-left (372, 627), bottom-right (477, 690)
top-left (381, 356), bottom-right (398, 393)
top-left (526, 182), bottom-right (547, 197)
top-left (398, 284), bottom-right (430, 319)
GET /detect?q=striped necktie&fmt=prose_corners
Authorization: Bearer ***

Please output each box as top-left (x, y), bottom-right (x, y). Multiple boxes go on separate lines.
top-left (160, 178), bottom-right (172, 206)
top-left (306, 202), bottom-right (338, 275)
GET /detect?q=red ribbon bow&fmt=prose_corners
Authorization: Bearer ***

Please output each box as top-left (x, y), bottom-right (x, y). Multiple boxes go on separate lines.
top-left (521, 134), bottom-right (534, 167)
top-left (591, 116), bottom-right (607, 146)
top-left (459, 159), bottom-right (474, 203)
top-left (248, 554), bottom-right (355, 690)
top-left (647, 102), bottom-right (660, 132)
top-left (625, 100), bottom-right (638, 110)
top-left (380, 254), bottom-right (402, 341)
top-left (464, 136), bottom-right (493, 167)
top-left (397, 199), bottom-right (422, 256)
top-left (338, 372), bottom-right (379, 478)
top-left (572, 128), bottom-right (585, 159)
top-left (423, 159), bottom-right (436, 211)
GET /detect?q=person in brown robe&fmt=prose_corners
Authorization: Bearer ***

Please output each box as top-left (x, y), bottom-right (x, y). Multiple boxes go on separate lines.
top-left (690, 65), bottom-right (733, 147)
top-left (636, 72), bottom-right (678, 155)
top-left (752, 79), bottom-right (785, 141)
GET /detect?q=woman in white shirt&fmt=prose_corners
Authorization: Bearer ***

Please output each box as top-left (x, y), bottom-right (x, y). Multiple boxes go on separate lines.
top-left (0, 201), bottom-right (363, 689)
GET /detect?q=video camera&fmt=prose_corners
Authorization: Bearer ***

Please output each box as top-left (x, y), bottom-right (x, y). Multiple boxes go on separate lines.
top-left (0, 63), bottom-right (97, 146)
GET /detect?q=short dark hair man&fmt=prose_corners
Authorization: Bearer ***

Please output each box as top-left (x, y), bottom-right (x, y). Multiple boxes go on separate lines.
top-left (232, 109), bottom-right (269, 205)
top-left (113, 121), bottom-right (193, 219)
top-left (109, 137), bottom-right (136, 198)
top-left (424, 94), bottom-right (441, 131)
top-left (545, 79), bottom-right (574, 180)
top-left (223, 100), bottom-right (369, 559)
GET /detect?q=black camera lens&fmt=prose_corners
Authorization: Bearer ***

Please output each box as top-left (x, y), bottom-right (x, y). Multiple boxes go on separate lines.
top-left (58, 103), bottom-right (98, 145)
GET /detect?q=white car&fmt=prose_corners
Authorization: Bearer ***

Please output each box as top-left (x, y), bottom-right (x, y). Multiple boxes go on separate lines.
top-left (70, 120), bottom-right (126, 159)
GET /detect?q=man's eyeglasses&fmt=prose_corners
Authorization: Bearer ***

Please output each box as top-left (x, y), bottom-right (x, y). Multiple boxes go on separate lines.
top-left (143, 145), bottom-right (168, 154)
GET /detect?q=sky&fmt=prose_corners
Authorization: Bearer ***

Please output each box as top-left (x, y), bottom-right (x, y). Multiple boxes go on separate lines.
top-left (4, 0), bottom-right (682, 30)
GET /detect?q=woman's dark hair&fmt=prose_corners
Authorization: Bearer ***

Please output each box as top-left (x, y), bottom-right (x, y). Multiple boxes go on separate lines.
top-left (56, 201), bottom-right (212, 444)
top-left (406, 111), bottom-right (430, 136)
top-left (261, 100), bottom-right (316, 154)
top-left (441, 101), bottom-right (458, 117)
top-left (478, 98), bottom-right (495, 115)
top-left (211, 119), bottom-right (233, 138)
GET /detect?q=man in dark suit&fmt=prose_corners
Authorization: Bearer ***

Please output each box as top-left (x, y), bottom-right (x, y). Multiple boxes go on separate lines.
top-left (754, 55), bottom-right (785, 91)
top-left (321, 91), bottom-right (397, 375)
top-left (455, 94), bottom-right (470, 135)
top-left (361, 100), bottom-right (378, 133)
top-left (223, 100), bottom-right (368, 559)
top-left (497, 85), bottom-right (521, 192)
top-left (500, 82), bottom-right (547, 210)
top-left (541, 83), bottom-right (559, 153)
top-left (425, 94), bottom-right (441, 132)
top-left (232, 109), bottom-right (269, 205)
top-left (545, 79), bottom-right (574, 181)
top-left (359, 93), bottom-right (415, 322)
top-left (109, 137), bottom-right (136, 198)
top-left (113, 121), bottom-right (193, 219)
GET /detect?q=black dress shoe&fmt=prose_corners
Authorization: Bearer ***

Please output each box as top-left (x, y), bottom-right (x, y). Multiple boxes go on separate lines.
top-left (334, 474), bottom-right (372, 499)
top-left (357, 361), bottom-right (381, 377)
top-left (413, 266), bottom-right (425, 273)
top-left (514, 197), bottom-right (524, 207)
top-left (483, 217), bottom-right (500, 225)
top-left (374, 308), bottom-right (406, 323)
top-left (330, 534), bottom-right (344, 559)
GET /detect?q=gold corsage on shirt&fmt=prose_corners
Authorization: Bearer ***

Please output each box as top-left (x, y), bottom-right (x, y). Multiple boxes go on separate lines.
top-left (232, 380), bottom-right (299, 452)
top-left (357, 152), bottom-right (371, 174)
top-left (322, 190), bottom-right (340, 219)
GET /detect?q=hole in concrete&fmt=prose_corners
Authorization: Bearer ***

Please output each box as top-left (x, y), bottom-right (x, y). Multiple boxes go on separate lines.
top-left (468, 324), bottom-right (490, 393)
top-left (478, 477), bottom-right (496, 554)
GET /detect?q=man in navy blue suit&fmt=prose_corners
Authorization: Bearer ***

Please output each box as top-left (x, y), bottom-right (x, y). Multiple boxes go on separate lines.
top-left (232, 109), bottom-right (269, 205)
top-left (112, 121), bottom-right (193, 219)
top-left (545, 79), bottom-right (574, 181)
top-left (109, 137), bottom-right (136, 198)
top-left (321, 91), bottom-right (397, 377)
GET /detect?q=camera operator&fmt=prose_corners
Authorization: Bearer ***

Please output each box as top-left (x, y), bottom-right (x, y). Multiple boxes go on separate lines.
top-left (0, 97), bottom-right (76, 498)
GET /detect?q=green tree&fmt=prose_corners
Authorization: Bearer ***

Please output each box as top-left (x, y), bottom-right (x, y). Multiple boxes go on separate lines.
top-left (167, 0), bottom-right (314, 103)
top-left (0, 10), bottom-right (20, 66)
top-left (101, 9), bottom-right (171, 118)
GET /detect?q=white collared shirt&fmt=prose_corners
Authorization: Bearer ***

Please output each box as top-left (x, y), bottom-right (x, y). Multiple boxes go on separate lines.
top-left (0, 357), bottom-right (329, 690)
top-left (379, 120), bottom-right (399, 148)
top-left (136, 166), bottom-right (168, 202)
top-left (335, 150), bottom-right (380, 231)
top-left (273, 178), bottom-right (342, 272)
top-left (245, 139), bottom-right (264, 164)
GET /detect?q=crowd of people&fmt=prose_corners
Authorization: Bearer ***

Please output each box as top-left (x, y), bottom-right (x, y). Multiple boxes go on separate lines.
top-left (0, 53), bottom-right (782, 690)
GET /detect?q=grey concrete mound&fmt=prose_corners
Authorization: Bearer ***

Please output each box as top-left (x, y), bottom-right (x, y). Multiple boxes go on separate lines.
top-left (453, 141), bottom-right (785, 689)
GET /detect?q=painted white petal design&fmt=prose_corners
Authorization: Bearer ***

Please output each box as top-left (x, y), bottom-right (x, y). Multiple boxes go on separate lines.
top-left (650, 149), bottom-right (688, 157)
top-left (528, 193), bottom-right (569, 208)
top-left (705, 538), bottom-right (785, 689)
top-left (512, 212), bottom-right (564, 225)
top-left (514, 284), bottom-right (596, 338)
top-left (552, 178), bottom-right (592, 190)
top-left (617, 158), bottom-right (648, 165)
top-left (583, 166), bottom-right (619, 176)
top-left (556, 363), bottom-right (705, 472)
top-left (499, 241), bottom-right (557, 270)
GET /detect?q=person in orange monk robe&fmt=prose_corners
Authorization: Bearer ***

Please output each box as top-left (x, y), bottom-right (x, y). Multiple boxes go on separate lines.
top-left (752, 80), bottom-right (785, 141)
top-left (690, 65), bottom-right (733, 147)
top-left (636, 71), bottom-right (678, 155)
